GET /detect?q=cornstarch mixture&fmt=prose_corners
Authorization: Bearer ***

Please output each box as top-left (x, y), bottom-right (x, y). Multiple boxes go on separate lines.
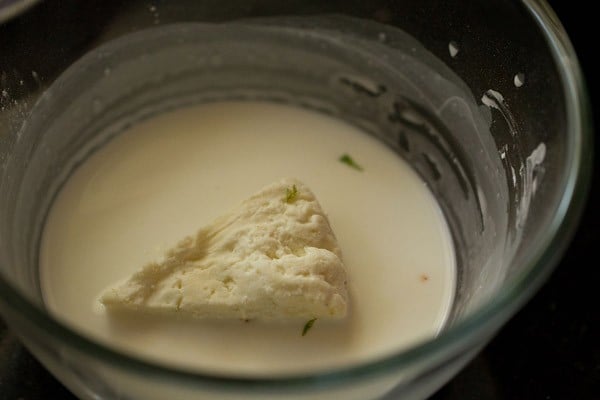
top-left (40, 101), bottom-right (455, 376)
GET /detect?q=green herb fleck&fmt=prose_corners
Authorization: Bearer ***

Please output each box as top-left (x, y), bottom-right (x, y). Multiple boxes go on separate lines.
top-left (339, 153), bottom-right (364, 171)
top-left (302, 318), bottom-right (317, 336)
top-left (286, 185), bottom-right (298, 203)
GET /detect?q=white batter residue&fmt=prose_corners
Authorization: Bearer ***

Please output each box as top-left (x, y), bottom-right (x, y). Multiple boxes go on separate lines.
top-left (481, 89), bottom-right (505, 112)
top-left (517, 142), bottom-right (546, 228)
top-left (448, 41), bottom-right (459, 58)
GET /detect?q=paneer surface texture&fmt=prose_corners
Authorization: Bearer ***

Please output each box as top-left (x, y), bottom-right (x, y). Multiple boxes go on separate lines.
top-left (100, 178), bottom-right (348, 320)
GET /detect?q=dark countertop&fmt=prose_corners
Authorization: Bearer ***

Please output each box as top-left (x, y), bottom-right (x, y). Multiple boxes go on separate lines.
top-left (1, 1), bottom-right (598, 399)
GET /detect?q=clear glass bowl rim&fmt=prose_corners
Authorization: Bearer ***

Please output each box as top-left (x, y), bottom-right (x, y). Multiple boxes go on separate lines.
top-left (0, 0), bottom-right (592, 391)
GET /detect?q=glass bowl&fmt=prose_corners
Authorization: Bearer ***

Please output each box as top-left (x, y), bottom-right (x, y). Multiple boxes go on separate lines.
top-left (0, 1), bottom-right (591, 399)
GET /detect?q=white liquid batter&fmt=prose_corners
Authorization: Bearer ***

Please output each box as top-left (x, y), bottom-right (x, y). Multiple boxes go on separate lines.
top-left (40, 101), bottom-right (455, 376)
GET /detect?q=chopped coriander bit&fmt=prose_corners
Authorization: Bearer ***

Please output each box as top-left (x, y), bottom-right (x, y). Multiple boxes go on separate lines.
top-left (286, 185), bottom-right (298, 203)
top-left (339, 153), bottom-right (364, 171)
top-left (302, 318), bottom-right (317, 336)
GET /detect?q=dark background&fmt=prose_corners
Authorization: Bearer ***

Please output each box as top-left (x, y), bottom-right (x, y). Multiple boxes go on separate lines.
top-left (0, 0), bottom-right (598, 399)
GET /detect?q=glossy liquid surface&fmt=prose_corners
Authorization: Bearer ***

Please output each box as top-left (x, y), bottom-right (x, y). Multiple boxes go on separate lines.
top-left (40, 102), bottom-right (455, 376)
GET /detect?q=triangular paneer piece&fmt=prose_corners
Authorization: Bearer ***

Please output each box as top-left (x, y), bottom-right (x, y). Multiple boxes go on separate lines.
top-left (100, 178), bottom-right (348, 320)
